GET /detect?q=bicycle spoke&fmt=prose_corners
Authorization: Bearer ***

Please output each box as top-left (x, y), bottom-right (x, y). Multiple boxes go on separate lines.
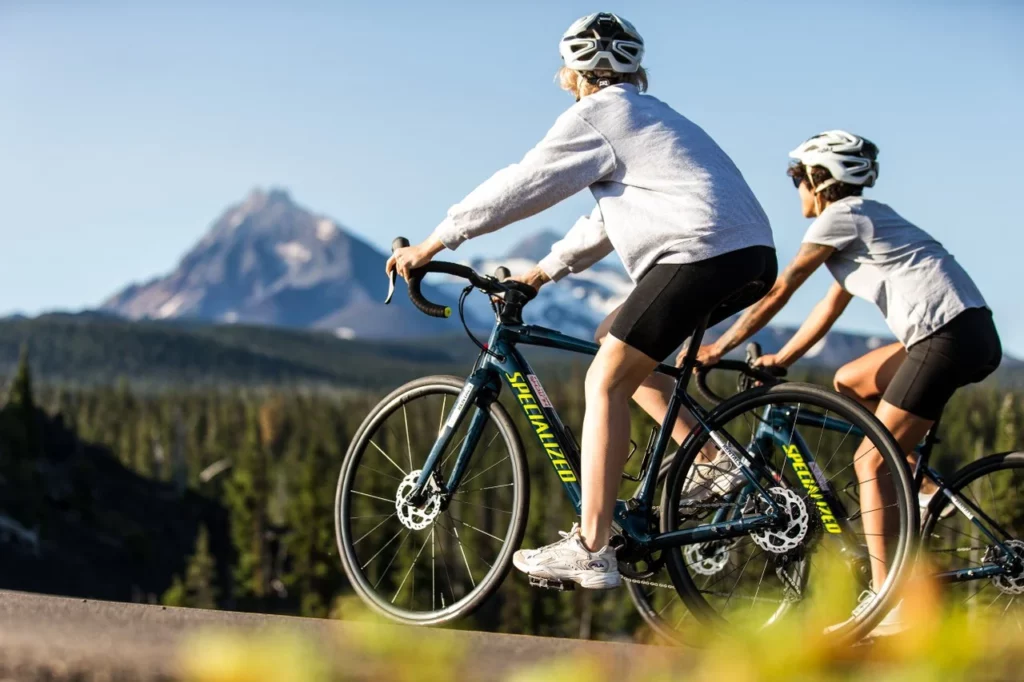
top-left (392, 530), bottom-right (432, 604)
top-left (370, 439), bottom-right (407, 477)
top-left (460, 454), bottom-right (510, 487)
top-left (351, 490), bottom-right (395, 505)
top-left (449, 498), bottom-right (513, 515)
top-left (374, 529), bottom-right (413, 590)
top-left (354, 512), bottom-right (397, 547)
top-left (404, 404), bottom-right (414, 471)
top-left (750, 555), bottom-right (771, 612)
top-left (362, 527), bottom-right (406, 571)
top-left (458, 483), bottom-right (514, 494)
top-left (451, 523), bottom-right (476, 588)
top-left (449, 514), bottom-right (504, 543)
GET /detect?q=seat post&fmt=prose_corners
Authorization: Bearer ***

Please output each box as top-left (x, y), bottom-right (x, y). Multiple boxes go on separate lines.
top-left (673, 315), bottom-right (710, 396)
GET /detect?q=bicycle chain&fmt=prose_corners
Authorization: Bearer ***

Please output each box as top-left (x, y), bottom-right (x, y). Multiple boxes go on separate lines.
top-left (622, 576), bottom-right (677, 590)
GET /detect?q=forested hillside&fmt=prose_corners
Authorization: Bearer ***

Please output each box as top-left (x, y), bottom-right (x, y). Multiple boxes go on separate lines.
top-left (1, 348), bottom-right (1020, 640)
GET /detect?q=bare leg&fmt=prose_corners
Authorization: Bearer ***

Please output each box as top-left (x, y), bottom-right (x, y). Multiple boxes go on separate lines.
top-left (579, 335), bottom-right (658, 551)
top-left (855, 400), bottom-right (934, 589)
top-left (833, 341), bottom-right (906, 415)
top-left (595, 307), bottom-right (711, 458)
top-left (834, 343), bottom-right (939, 493)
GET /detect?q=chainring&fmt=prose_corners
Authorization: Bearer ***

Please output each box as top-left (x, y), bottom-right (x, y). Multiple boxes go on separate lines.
top-left (991, 540), bottom-right (1024, 596)
top-left (395, 469), bottom-right (441, 531)
top-left (747, 487), bottom-right (810, 555)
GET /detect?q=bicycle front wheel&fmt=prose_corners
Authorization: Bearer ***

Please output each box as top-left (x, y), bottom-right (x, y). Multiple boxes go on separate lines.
top-left (660, 382), bottom-right (917, 643)
top-left (922, 451), bottom-right (1024, 629)
top-left (335, 375), bottom-right (529, 625)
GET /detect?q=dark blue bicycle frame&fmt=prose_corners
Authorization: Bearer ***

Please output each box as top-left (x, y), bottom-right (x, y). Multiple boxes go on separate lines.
top-left (409, 320), bottom-right (791, 551)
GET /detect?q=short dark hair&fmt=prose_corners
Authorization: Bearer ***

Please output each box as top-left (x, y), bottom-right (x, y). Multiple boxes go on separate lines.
top-left (787, 163), bottom-right (865, 203)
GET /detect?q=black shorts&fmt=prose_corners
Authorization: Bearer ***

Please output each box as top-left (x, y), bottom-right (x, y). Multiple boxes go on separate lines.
top-left (609, 245), bottom-right (778, 361)
top-left (883, 307), bottom-right (1002, 420)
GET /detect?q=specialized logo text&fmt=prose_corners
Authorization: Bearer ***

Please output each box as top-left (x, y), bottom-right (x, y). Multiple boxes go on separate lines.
top-left (784, 444), bottom-right (841, 534)
top-left (505, 372), bottom-right (577, 482)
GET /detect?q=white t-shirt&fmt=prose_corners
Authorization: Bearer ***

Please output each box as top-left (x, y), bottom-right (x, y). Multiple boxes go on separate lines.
top-left (803, 197), bottom-right (987, 348)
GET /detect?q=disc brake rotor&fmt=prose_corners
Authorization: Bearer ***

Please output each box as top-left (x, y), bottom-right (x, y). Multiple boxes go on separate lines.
top-left (684, 541), bottom-right (732, 576)
top-left (991, 540), bottom-right (1024, 595)
top-left (748, 487), bottom-right (810, 554)
top-left (395, 469), bottom-right (441, 531)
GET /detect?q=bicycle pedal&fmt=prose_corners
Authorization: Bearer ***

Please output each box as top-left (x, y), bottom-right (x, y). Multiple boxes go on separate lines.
top-left (528, 575), bottom-right (575, 591)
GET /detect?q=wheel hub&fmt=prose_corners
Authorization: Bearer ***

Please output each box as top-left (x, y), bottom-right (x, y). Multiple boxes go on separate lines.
top-left (992, 540), bottom-right (1024, 596)
top-left (684, 541), bottom-right (732, 576)
top-left (748, 487), bottom-right (810, 554)
top-left (395, 469), bottom-right (441, 530)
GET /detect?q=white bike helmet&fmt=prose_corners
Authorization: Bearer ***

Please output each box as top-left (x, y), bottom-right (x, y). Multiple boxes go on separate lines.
top-left (559, 12), bottom-right (644, 74)
top-left (789, 130), bottom-right (879, 192)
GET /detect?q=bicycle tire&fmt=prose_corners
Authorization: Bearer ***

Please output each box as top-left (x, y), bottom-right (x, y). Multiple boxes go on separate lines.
top-left (335, 375), bottom-right (530, 625)
top-left (660, 382), bottom-right (917, 643)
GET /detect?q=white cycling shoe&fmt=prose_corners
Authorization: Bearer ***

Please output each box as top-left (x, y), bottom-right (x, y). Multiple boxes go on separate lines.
top-left (679, 451), bottom-right (746, 506)
top-left (513, 524), bottom-right (621, 590)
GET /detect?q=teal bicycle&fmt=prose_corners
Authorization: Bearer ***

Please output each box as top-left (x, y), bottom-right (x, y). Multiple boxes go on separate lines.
top-left (335, 239), bottom-right (918, 643)
top-left (629, 349), bottom-right (1024, 642)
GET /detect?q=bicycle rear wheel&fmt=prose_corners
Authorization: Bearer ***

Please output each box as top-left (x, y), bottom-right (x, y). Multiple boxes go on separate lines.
top-left (660, 383), bottom-right (916, 643)
top-left (922, 451), bottom-right (1024, 630)
top-left (335, 375), bottom-right (529, 625)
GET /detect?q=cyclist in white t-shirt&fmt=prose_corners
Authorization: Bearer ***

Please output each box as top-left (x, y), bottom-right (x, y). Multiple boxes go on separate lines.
top-left (695, 130), bottom-right (1002, 630)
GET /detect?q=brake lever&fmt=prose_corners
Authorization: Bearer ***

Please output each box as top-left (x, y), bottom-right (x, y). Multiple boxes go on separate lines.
top-left (384, 236), bottom-right (410, 305)
top-left (385, 269), bottom-right (397, 305)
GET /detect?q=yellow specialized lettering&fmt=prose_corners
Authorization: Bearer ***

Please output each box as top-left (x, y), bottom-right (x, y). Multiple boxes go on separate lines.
top-left (504, 371), bottom-right (578, 483)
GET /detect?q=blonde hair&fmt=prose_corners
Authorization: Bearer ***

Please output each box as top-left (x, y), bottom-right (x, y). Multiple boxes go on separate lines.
top-left (557, 66), bottom-right (649, 100)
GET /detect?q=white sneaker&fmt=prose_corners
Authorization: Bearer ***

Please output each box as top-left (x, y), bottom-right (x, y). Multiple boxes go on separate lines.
top-left (512, 524), bottom-right (621, 590)
top-left (680, 451), bottom-right (746, 505)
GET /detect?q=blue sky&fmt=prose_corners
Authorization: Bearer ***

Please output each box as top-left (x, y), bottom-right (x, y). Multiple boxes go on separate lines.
top-left (1, 1), bottom-right (1022, 353)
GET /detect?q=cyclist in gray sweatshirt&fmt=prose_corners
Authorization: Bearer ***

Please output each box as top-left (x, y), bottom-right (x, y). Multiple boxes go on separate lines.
top-left (387, 12), bottom-right (776, 589)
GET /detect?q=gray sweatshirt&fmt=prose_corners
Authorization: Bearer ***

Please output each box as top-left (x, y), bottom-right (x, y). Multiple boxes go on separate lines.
top-left (434, 83), bottom-right (773, 282)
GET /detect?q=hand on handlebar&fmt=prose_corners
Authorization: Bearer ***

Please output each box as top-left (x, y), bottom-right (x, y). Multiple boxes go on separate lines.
top-left (386, 238), bottom-right (444, 281)
top-left (752, 353), bottom-right (787, 370)
top-left (509, 266), bottom-right (550, 294)
top-left (684, 343), bottom-right (724, 369)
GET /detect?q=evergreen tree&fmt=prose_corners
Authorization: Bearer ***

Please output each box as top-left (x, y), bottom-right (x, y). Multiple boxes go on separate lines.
top-left (162, 525), bottom-right (219, 609)
top-left (224, 403), bottom-right (270, 605)
top-left (9, 344), bottom-right (35, 412)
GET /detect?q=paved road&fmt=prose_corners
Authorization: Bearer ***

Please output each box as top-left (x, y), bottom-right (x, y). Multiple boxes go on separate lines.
top-left (0, 590), bottom-right (669, 681)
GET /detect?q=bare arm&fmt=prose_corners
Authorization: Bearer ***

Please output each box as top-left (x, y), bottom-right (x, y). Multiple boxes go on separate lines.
top-left (704, 243), bottom-right (836, 360)
top-left (772, 282), bottom-right (853, 366)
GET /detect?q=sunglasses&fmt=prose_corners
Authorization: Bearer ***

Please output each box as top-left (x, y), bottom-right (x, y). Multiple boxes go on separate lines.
top-left (791, 174), bottom-right (805, 189)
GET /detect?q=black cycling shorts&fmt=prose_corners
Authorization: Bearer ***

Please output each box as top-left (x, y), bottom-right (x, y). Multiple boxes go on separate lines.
top-left (609, 245), bottom-right (778, 361)
top-left (883, 307), bottom-right (1002, 420)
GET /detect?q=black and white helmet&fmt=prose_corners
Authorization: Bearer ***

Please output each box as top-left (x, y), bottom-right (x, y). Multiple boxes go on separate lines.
top-left (789, 130), bottom-right (879, 191)
top-left (559, 13), bottom-right (644, 74)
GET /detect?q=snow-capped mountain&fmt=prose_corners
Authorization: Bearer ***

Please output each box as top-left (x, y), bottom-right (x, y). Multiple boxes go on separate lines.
top-left (102, 188), bottom-right (472, 339)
